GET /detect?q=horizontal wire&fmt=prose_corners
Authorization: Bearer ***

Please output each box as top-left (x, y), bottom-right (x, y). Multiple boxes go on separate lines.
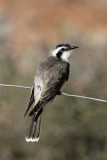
top-left (0, 84), bottom-right (31, 89)
top-left (62, 93), bottom-right (107, 103)
top-left (0, 83), bottom-right (107, 103)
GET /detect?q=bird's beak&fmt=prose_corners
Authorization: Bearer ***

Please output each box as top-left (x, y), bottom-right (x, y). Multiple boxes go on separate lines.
top-left (70, 46), bottom-right (79, 50)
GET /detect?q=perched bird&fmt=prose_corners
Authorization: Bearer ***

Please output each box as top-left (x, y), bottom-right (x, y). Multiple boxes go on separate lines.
top-left (24, 43), bottom-right (79, 142)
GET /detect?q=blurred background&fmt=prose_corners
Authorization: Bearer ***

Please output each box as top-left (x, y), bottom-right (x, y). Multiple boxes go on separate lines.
top-left (0, 0), bottom-right (107, 160)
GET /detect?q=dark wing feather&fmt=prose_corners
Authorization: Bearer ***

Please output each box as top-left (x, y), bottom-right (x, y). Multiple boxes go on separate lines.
top-left (41, 59), bottom-right (70, 99)
top-left (24, 86), bottom-right (35, 117)
top-left (28, 57), bottom-right (70, 116)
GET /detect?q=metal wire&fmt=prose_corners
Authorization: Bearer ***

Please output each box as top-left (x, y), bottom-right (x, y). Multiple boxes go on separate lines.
top-left (0, 84), bottom-right (31, 89)
top-left (62, 92), bottom-right (107, 103)
top-left (0, 83), bottom-right (107, 103)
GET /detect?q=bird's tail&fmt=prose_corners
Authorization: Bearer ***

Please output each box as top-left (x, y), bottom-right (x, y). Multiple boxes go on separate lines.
top-left (25, 110), bottom-right (43, 142)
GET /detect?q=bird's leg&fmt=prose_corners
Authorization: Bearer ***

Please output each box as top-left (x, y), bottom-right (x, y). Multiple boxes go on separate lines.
top-left (57, 91), bottom-right (62, 96)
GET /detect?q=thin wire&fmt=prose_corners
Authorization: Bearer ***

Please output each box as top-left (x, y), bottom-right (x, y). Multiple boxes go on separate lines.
top-left (62, 93), bottom-right (107, 103)
top-left (0, 84), bottom-right (31, 89)
top-left (0, 83), bottom-right (107, 103)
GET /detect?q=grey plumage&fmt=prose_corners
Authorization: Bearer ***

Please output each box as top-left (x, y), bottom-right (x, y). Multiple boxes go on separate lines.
top-left (24, 43), bottom-right (79, 142)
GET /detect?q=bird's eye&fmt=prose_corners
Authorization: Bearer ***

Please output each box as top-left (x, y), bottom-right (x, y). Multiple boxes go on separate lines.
top-left (61, 48), bottom-right (65, 52)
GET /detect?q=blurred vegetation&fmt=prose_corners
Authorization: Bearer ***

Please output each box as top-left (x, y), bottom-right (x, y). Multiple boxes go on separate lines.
top-left (0, 0), bottom-right (107, 160)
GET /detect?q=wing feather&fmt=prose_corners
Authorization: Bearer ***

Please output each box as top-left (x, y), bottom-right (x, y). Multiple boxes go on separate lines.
top-left (28, 57), bottom-right (70, 115)
top-left (24, 86), bottom-right (35, 117)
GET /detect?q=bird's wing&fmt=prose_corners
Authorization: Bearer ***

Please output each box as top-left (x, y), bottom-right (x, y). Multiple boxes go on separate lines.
top-left (41, 61), bottom-right (69, 101)
top-left (24, 86), bottom-right (35, 117)
top-left (28, 58), bottom-right (70, 116)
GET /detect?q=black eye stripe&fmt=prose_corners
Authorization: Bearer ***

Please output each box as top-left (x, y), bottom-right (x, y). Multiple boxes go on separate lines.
top-left (61, 48), bottom-right (69, 51)
top-left (61, 48), bottom-right (65, 51)
top-left (57, 51), bottom-right (62, 59)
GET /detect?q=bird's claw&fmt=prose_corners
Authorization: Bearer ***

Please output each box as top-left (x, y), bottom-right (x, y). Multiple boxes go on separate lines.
top-left (57, 91), bottom-right (62, 95)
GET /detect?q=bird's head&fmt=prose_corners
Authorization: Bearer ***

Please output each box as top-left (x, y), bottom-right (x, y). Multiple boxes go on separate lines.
top-left (49, 43), bottom-right (79, 61)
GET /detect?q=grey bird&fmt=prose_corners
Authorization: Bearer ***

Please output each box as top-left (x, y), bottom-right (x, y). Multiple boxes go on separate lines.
top-left (24, 43), bottom-right (79, 142)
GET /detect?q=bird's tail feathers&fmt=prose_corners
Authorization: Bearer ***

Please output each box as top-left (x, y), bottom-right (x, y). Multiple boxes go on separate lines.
top-left (25, 113), bottom-right (42, 142)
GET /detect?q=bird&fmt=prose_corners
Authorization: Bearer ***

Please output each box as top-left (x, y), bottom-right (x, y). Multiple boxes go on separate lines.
top-left (24, 42), bottom-right (79, 142)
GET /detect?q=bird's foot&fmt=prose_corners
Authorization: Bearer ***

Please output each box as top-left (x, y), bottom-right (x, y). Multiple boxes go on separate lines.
top-left (57, 91), bottom-right (62, 96)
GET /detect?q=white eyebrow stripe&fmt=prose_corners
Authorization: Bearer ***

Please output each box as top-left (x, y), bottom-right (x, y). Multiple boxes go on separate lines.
top-left (52, 47), bottom-right (66, 56)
